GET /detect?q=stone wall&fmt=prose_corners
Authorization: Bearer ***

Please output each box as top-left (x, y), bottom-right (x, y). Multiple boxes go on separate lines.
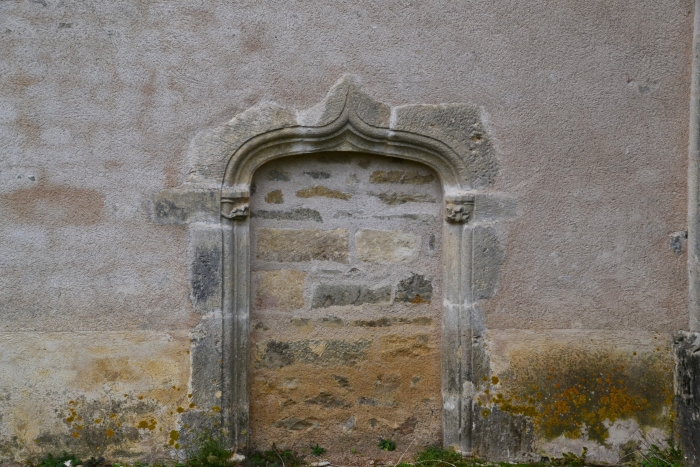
top-left (0, 0), bottom-right (695, 464)
top-left (249, 153), bottom-right (443, 459)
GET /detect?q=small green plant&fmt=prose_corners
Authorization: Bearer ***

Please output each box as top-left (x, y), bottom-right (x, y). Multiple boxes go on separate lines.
top-left (83, 457), bottom-right (106, 467)
top-left (560, 447), bottom-right (587, 467)
top-left (415, 445), bottom-right (464, 465)
top-left (378, 439), bottom-right (396, 452)
top-left (310, 445), bottom-right (326, 457)
top-left (244, 446), bottom-right (305, 467)
top-left (640, 440), bottom-right (684, 467)
top-left (31, 452), bottom-right (83, 467)
top-left (184, 432), bottom-right (232, 467)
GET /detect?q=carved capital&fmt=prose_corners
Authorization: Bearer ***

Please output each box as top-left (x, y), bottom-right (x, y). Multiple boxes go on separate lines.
top-left (445, 195), bottom-right (475, 224)
top-left (221, 190), bottom-right (250, 220)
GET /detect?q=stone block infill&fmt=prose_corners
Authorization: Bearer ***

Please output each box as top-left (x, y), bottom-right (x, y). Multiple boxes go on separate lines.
top-left (311, 284), bottom-right (392, 308)
top-left (248, 152), bottom-right (444, 455)
top-left (355, 229), bottom-right (421, 263)
top-left (253, 270), bottom-right (306, 311)
top-left (256, 228), bottom-right (349, 263)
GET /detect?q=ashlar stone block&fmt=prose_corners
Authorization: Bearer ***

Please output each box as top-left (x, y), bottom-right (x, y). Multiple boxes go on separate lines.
top-left (311, 283), bottom-right (392, 308)
top-left (256, 228), bottom-right (349, 263)
top-left (253, 270), bottom-right (306, 311)
top-left (356, 229), bottom-right (421, 263)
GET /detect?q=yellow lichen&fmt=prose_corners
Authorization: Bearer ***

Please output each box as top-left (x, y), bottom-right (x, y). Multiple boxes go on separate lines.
top-left (487, 346), bottom-right (672, 445)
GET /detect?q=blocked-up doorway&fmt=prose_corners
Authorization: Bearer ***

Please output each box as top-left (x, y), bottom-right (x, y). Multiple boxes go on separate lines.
top-left (248, 152), bottom-right (443, 456)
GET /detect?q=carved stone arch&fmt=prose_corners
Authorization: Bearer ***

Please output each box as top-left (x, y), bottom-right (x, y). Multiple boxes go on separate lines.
top-left (151, 76), bottom-right (512, 457)
top-left (220, 94), bottom-right (469, 190)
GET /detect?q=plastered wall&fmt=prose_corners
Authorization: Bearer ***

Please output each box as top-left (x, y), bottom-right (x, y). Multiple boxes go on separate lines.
top-left (0, 0), bottom-right (694, 463)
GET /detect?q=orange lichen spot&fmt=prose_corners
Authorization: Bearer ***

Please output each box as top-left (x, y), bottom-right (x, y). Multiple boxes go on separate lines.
top-left (65, 416), bottom-right (75, 423)
top-left (124, 394), bottom-right (128, 397)
top-left (94, 419), bottom-right (102, 424)
top-left (110, 413), bottom-right (117, 418)
top-left (484, 389), bottom-right (490, 395)
top-left (482, 376), bottom-right (488, 382)
top-left (138, 396), bottom-right (144, 400)
top-left (176, 407), bottom-right (185, 413)
top-left (186, 350), bottom-right (190, 354)
top-left (105, 429), bottom-right (114, 438)
top-left (189, 403), bottom-right (195, 408)
top-left (481, 409), bottom-right (491, 417)
top-left (411, 295), bottom-right (425, 304)
top-left (76, 416), bottom-right (82, 421)
top-left (71, 432), bottom-right (80, 438)
top-left (69, 401), bottom-right (74, 405)
top-left (174, 443), bottom-right (181, 449)
top-left (76, 425), bottom-right (83, 431)
top-left (188, 393), bottom-right (193, 398)
top-left (491, 376), bottom-right (499, 385)
top-left (212, 406), bottom-right (221, 413)
top-left (137, 420), bottom-right (149, 429)
top-left (633, 352), bottom-right (637, 356)
top-left (169, 430), bottom-right (180, 445)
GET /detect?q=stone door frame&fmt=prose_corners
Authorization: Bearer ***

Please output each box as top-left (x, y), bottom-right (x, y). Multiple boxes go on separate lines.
top-left (151, 77), bottom-right (509, 455)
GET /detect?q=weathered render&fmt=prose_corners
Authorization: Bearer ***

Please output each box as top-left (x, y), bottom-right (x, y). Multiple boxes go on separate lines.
top-left (0, 0), bottom-right (695, 465)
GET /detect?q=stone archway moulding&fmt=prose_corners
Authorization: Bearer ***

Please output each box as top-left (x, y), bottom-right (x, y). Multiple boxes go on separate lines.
top-left (149, 76), bottom-right (513, 456)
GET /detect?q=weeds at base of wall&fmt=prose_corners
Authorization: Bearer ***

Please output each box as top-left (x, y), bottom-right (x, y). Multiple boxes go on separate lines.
top-left (23, 435), bottom-right (686, 467)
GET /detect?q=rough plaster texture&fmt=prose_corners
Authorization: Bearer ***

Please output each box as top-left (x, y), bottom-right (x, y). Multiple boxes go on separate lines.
top-left (0, 0), bottom-right (695, 463)
top-left (249, 155), bottom-right (443, 458)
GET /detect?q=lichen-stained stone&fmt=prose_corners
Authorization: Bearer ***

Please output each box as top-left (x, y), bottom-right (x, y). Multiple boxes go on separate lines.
top-left (251, 208), bottom-right (323, 222)
top-left (304, 171), bottom-right (331, 179)
top-left (254, 339), bottom-right (372, 368)
top-left (267, 169), bottom-right (291, 182)
top-left (256, 228), bottom-right (349, 263)
top-left (253, 270), bottom-right (306, 311)
top-left (311, 283), bottom-right (392, 308)
top-left (380, 334), bottom-right (435, 359)
top-left (369, 170), bottom-right (435, 185)
top-left (396, 274), bottom-right (433, 303)
top-left (356, 229), bottom-right (421, 263)
top-left (304, 391), bottom-right (353, 408)
top-left (369, 192), bottom-right (437, 205)
top-left (264, 190), bottom-right (284, 204)
top-left (296, 185), bottom-right (352, 200)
